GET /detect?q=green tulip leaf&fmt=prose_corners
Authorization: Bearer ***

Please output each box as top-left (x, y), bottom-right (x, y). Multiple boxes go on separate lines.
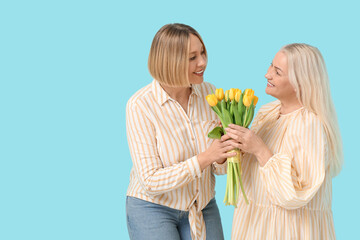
top-left (208, 126), bottom-right (224, 139)
top-left (222, 105), bottom-right (233, 128)
top-left (233, 106), bottom-right (242, 125)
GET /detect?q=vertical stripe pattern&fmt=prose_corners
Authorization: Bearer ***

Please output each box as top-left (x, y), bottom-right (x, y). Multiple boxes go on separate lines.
top-left (231, 100), bottom-right (336, 239)
top-left (126, 80), bottom-right (227, 240)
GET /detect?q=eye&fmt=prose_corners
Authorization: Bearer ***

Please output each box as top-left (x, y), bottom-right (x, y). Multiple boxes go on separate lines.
top-left (276, 70), bottom-right (280, 75)
top-left (189, 56), bottom-right (196, 61)
top-left (201, 50), bottom-right (206, 55)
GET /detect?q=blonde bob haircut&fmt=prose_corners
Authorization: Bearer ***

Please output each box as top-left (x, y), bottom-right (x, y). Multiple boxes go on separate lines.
top-left (281, 43), bottom-right (343, 177)
top-left (148, 23), bottom-right (207, 87)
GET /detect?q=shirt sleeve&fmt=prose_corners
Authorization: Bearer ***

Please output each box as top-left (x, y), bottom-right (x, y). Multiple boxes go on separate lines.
top-left (126, 101), bottom-right (202, 197)
top-left (259, 114), bottom-right (327, 210)
top-left (212, 161), bottom-right (227, 175)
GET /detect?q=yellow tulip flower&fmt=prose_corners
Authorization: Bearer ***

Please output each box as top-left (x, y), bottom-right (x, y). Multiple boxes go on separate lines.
top-left (243, 95), bottom-right (258, 107)
top-left (244, 88), bottom-right (254, 97)
top-left (253, 96), bottom-right (259, 106)
top-left (225, 90), bottom-right (230, 102)
top-left (206, 94), bottom-right (218, 107)
top-left (229, 88), bottom-right (236, 101)
top-left (215, 88), bottom-right (224, 101)
top-left (235, 90), bottom-right (241, 102)
top-left (243, 95), bottom-right (252, 107)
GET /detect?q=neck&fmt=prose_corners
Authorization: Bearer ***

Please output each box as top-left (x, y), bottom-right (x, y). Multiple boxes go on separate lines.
top-left (279, 96), bottom-right (302, 114)
top-left (160, 84), bottom-right (192, 103)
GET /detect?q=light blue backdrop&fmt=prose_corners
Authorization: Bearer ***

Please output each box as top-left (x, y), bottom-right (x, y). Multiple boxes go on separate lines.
top-left (1, 0), bottom-right (359, 239)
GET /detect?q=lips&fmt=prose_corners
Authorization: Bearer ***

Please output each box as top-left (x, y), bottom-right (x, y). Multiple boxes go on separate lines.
top-left (194, 69), bottom-right (204, 76)
top-left (267, 81), bottom-right (275, 87)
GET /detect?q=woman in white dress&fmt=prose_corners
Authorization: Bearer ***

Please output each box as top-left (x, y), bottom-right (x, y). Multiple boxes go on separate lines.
top-left (223, 43), bottom-right (343, 239)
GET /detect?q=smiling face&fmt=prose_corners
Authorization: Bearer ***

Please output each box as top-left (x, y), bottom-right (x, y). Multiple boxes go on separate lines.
top-left (188, 34), bottom-right (207, 85)
top-left (265, 51), bottom-right (296, 101)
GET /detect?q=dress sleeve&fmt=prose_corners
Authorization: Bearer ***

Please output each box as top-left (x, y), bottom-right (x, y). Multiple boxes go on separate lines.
top-left (126, 101), bottom-right (202, 197)
top-left (259, 113), bottom-right (327, 209)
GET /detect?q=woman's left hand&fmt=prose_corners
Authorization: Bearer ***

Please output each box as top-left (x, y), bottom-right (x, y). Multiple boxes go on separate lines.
top-left (222, 124), bottom-right (261, 154)
top-left (221, 124), bottom-right (273, 166)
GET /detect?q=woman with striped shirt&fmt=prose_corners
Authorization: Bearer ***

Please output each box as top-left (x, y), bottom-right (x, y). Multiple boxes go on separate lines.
top-left (223, 43), bottom-right (343, 239)
top-left (126, 23), bottom-right (237, 240)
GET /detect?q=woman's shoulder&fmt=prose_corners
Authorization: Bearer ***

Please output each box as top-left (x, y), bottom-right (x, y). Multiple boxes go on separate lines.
top-left (285, 108), bottom-right (324, 138)
top-left (194, 81), bottom-right (216, 97)
top-left (257, 100), bottom-right (281, 116)
top-left (294, 108), bottom-right (323, 128)
top-left (126, 82), bottom-right (153, 110)
top-left (250, 101), bottom-right (281, 131)
top-left (202, 81), bottom-right (216, 89)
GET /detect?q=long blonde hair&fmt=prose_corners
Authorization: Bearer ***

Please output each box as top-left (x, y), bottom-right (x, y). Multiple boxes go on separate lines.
top-left (281, 43), bottom-right (343, 177)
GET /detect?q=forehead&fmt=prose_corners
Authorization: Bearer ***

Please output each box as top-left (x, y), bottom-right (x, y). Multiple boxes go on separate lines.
top-left (273, 51), bottom-right (288, 68)
top-left (189, 34), bottom-right (203, 52)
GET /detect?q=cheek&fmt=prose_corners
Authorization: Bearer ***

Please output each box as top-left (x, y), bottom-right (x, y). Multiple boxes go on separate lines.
top-left (188, 62), bottom-right (195, 74)
top-left (284, 80), bottom-right (295, 92)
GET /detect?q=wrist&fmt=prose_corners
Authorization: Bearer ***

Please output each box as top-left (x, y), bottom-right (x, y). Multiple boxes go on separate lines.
top-left (198, 151), bottom-right (212, 171)
top-left (255, 145), bottom-right (273, 167)
top-left (215, 158), bottom-right (226, 164)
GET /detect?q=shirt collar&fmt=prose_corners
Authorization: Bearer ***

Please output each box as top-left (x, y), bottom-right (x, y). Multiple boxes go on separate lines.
top-left (152, 80), bottom-right (170, 106)
top-left (151, 79), bottom-right (202, 106)
top-left (191, 84), bottom-right (201, 98)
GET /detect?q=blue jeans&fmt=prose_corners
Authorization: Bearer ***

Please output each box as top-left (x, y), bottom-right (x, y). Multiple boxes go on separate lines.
top-left (126, 196), bottom-right (224, 240)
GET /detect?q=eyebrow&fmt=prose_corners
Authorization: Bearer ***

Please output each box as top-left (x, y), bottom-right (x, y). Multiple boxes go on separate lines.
top-left (275, 66), bottom-right (283, 72)
top-left (271, 63), bottom-right (283, 73)
top-left (189, 47), bottom-right (204, 55)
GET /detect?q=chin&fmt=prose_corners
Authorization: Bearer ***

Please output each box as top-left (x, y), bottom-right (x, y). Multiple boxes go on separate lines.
top-left (189, 78), bottom-right (204, 85)
top-left (265, 87), bottom-right (276, 98)
top-left (265, 87), bottom-right (271, 95)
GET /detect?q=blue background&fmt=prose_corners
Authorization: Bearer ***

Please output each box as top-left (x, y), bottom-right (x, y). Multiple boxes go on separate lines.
top-left (1, 0), bottom-right (359, 239)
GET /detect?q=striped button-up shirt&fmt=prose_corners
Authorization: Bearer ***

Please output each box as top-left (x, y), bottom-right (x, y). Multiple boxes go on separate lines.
top-left (126, 80), bottom-right (227, 240)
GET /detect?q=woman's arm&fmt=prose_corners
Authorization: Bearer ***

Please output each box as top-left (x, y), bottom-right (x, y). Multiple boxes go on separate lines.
top-left (258, 116), bottom-right (327, 209)
top-left (223, 116), bottom-right (327, 209)
top-left (127, 101), bottom-right (235, 197)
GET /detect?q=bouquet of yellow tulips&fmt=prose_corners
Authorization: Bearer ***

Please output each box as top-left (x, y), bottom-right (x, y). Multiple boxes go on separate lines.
top-left (206, 88), bottom-right (258, 206)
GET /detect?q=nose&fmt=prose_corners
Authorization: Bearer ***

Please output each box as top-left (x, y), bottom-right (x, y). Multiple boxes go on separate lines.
top-left (265, 68), bottom-right (272, 80)
top-left (265, 72), bottom-right (271, 79)
top-left (198, 55), bottom-right (207, 67)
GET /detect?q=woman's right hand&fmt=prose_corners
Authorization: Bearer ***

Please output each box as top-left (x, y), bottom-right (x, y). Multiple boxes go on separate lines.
top-left (198, 139), bottom-right (237, 171)
top-left (222, 124), bottom-right (273, 167)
